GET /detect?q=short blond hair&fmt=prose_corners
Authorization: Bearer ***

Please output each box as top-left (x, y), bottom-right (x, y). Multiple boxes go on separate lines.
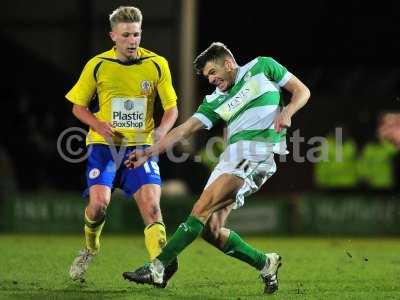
top-left (109, 6), bottom-right (142, 29)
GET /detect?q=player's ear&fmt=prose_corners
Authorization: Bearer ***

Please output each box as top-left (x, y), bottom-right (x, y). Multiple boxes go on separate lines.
top-left (109, 31), bottom-right (116, 42)
top-left (224, 58), bottom-right (234, 71)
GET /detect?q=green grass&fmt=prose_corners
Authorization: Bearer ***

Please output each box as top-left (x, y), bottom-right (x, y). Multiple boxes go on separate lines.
top-left (0, 235), bottom-right (400, 299)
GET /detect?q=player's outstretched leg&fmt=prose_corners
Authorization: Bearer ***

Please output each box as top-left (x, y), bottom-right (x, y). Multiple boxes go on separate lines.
top-left (123, 214), bottom-right (203, 286)
top-left (202, 207), bottom-right (282, 294)
top-left (122, 174), bottom-right (242, 288)
top-left (260, 253), bottom-right (282, 294)
top-left (122, 208), bottom-right (218, 287)
top-left (140, 222), bottom-right (179, 288)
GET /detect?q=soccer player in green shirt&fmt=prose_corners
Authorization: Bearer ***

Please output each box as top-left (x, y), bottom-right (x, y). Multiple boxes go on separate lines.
top-left (123, 42), bottom-right (310, 294)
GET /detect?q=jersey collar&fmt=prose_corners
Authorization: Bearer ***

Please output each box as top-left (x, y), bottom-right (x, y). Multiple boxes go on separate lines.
top-left (100, 47), bottom-right (154, 65)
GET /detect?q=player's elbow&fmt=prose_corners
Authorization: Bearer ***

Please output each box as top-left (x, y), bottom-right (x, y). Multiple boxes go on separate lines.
top-left (172, 106), bottom-right (179, 117)
top-left (166, 106), bottom-right (178, 119)
top-left (72, 105), bottom-right (79, 117)
top-left (302, 88), bottom-right (311, 108)
top-left (297, 85), bottom-right (311, 107)
top-left (171, 107), bottom-right (179, 123)
top-left (303, 86), bottom-right (311, 102)
top-left (72, 104), bottom-right (86, 117)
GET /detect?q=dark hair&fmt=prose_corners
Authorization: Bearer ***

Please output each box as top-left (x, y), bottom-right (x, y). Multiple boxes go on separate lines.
top-left (193, 42), bottom-right (234, 75)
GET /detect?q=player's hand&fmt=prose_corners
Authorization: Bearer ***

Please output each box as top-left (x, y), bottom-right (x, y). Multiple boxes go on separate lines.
top-left (274, 108), bottom-right (291, 132)
top-left (124, 149), bottom-right (149, 169)
top-left (92, 121), bottom-right (115, 139)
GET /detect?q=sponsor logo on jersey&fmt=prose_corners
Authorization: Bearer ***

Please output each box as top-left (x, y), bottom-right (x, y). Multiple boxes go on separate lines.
top-left (112, 97), bottom-right (147, 129)
top-left (226, 87), bottom-right (251, 111)
top-left (124, 100), bottom-right (134, 110)
top-left (215, 73), bottom-right (276, 121)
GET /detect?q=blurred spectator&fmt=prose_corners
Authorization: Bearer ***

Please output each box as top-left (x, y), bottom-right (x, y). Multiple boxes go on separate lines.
top-left (357, 140), bottom-right (397, 189)
top-left (314, 127), bottom-right (358, 189)
top-left (378, 113), bottom-right (400, 148)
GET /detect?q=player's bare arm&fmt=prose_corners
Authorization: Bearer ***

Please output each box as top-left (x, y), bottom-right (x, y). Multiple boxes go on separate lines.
top-left (274, 75), bottom-right (310, 132)
top-left (154, 106), bottom-right (178, 141)
top-left (72, 104), bottom-right (115, 139)
top-left (125, 116), bottom-right (204, 168)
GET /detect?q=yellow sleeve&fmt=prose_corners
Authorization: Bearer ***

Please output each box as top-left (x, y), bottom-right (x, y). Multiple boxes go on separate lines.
top-left (156, 57), bottom-right (178, 110)
top-left (65, 58), bottom-right (98, 106)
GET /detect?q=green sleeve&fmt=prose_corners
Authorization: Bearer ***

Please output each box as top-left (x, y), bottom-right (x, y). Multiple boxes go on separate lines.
top-left (193, 99), bottom-right (221, 129)
top-left (260, 57), bottom-right (291, 86)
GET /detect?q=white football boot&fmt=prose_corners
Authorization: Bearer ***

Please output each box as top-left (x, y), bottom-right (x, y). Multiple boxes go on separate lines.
top-left (260, 253), bottom-right (282, 294)
top-left (69, 249), bottom-right (95, 282)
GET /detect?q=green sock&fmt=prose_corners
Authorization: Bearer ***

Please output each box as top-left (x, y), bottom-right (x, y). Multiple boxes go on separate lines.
top-left (157, 215), bottom-right (204, 266)
top-left (222, 230), bottom-right (267, 270)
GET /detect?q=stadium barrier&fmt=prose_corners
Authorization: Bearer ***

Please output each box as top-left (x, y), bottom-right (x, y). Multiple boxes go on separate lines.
top-left (296, 194), bottom-right (400, 235)
top-left (0, 192), bottom-right (399, 235)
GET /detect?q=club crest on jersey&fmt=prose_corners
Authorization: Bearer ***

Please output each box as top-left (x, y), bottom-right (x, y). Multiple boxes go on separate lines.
top-left (140, 80), bottom-right (152, 95)
top-left (244, 71), bottom-right (252, 82)
top-left (218, 97), bottom-right (226, 103)
top-left (88, 168), bottom-right (100, 179)
top-left (124, 100), bottom-right (134, 110)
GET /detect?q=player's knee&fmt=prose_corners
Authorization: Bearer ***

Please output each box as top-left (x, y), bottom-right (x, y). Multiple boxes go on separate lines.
top-left (136, 186), bottom-right (160, 206)
top-left (88, 197), bottom-right (109, 217)
top-left (146, 203), bottom-right (161, 222)
top-left (137, 198), bottom-right (161, 223)
top-left (86, 205), bottom-right (106, 222)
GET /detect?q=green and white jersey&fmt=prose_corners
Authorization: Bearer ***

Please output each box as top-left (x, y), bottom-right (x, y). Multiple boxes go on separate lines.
top-left (193, 56), bottom-right (292, 154)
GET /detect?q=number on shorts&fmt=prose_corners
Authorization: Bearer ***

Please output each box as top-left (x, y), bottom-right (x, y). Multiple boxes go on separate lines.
top-left (150, 161), bottom-right (160, 175)
top-left (143, 161), bottom-right (160, 175)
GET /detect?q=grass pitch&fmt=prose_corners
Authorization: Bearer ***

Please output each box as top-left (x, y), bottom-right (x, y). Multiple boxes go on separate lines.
top-left (0, 235), bottom-right (399, 299)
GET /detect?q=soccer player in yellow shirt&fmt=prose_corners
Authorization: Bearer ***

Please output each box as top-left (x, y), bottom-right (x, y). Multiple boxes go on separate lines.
top-left (66, 6), bottom-right (178, 286)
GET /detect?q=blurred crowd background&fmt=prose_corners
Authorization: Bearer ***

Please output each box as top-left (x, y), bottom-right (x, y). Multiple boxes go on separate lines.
top-left (1, 0), bottom-right (399, 234)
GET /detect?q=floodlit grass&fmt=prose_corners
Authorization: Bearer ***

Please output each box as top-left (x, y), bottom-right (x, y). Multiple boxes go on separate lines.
top-left (1, 235), bottom-right (400, 299)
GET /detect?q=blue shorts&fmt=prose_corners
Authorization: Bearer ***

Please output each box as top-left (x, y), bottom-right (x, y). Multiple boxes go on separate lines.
top-left (83, 144), bottom-right (161, 198)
